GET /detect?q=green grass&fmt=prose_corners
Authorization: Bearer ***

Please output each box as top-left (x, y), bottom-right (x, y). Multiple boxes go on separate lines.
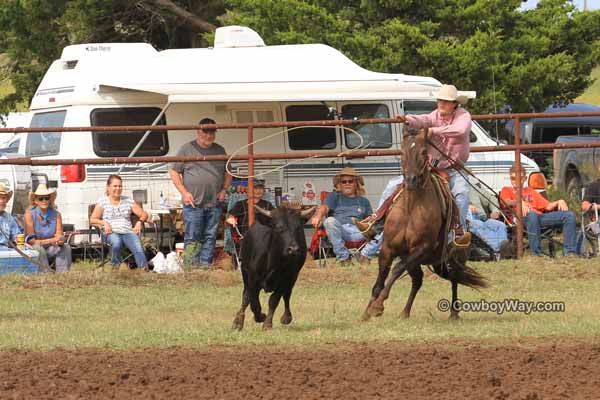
top-left (576, 65), bottom-right (600, 105)
top-left (0, 256), bottom-right (599, 350)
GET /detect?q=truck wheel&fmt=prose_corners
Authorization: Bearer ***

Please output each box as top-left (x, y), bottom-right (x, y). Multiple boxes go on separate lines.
top-left (566, 176), bottom-right (582, 200)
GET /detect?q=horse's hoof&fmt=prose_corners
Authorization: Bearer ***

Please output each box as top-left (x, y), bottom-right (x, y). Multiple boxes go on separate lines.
top-left (255, 313), bottom-right (267, 323)
top-left (280, 312), bottom-right (293, 325)
top-left (368, 303), bottom-right (384, 317)
top-left (400, 311), bottom-right (410, 319)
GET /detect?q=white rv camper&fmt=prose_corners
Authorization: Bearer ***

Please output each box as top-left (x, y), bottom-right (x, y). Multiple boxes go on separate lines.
top-left (9, 26), bottom-right (538, 244)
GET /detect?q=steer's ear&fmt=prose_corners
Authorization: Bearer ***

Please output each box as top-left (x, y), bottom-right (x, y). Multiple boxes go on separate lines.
top-left (299, 206), bottom-right (317, 220)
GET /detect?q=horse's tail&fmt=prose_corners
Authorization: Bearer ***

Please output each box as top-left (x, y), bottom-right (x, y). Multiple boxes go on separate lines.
top-left (435, 262), bottom-right (489, 289)
top-left (451, 263), bottom-right (489, 289)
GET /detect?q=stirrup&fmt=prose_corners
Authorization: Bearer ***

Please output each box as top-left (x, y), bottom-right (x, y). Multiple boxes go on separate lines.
top-left (450, 231), bottom-right (471, 248)
top-left (352, 217), bottom-right (376, 240)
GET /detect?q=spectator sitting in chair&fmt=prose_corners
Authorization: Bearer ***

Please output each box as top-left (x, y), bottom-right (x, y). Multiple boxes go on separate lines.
top-left (310, 167), bottom-right (372, 265)
top-left (499, 164), bottom-right (577, 257)
top-left (90, 174), bottom-right (149, 269)
top-left (24, 184), bottom-right (72, 272)
top-left (225, 179), bottom-right (274, 236)
top-left (467, 181), bottom-right (511, 260)
top-left (0, 182), bottom-right (21, 249)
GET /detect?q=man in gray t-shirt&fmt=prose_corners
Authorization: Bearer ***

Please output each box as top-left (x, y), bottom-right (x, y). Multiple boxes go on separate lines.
top-left (169, 118), bottom-right (233, 267)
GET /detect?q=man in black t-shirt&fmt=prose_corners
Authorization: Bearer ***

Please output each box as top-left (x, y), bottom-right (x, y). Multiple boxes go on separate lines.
top-left (226, 179), bottom-right (274, 236)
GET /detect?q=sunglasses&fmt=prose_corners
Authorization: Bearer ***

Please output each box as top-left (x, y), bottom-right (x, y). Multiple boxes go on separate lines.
top-left (201, 129), bottom-right (217, 134)
top-left (340, 179), bottom-right (355, 184)
top-left (36, 196), bottom-right (51, 201)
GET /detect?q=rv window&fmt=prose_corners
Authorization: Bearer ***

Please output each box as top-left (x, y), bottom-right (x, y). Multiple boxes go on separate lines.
top-left (285, 105), bottom-right (336, 150)
top-left (402, 101), bottom-right (437, 116)
top-left (342, 104), bottom-right (392, 149)
top-left (91, 108), bottom-right (169, 157)
top-left (26, 111), bottom-right (66, 156)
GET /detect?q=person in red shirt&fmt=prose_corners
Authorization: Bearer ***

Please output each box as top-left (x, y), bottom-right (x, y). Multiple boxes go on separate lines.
top-left (500, 164), bottom-right (577, 256)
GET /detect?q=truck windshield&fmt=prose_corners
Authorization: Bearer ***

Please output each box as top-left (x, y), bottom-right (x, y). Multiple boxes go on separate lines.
top-left (26, 111), bottom-right (66, 156)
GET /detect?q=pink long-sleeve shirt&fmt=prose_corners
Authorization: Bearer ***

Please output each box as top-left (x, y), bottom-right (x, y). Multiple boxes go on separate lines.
top-left (405, 107), bottom-right (472, 169)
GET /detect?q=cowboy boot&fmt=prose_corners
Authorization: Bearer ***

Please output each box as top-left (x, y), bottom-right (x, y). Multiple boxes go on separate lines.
top-left (352, 217), bottom-right (381, 240)
top-left (448, 231), bottom-right (472, 264)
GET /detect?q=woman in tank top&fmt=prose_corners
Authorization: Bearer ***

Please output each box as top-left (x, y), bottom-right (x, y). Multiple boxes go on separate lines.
top-left (90, 175), bottom-right (149, 269)
top-left (24, 184), bottom-right (72, 272)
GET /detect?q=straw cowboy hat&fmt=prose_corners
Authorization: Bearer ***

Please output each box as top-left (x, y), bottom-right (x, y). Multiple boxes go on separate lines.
top-left (0, 182), bottom-right (13, 201)
top-left (28, 183), bottom-right (57, 205)
top-left (436, 84), bottom-right (469, 105)
top-left (333, 167), bottom-right (366, 195)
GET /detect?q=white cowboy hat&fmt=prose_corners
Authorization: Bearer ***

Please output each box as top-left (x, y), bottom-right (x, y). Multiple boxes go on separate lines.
top-left (0, 181), bottom-right (13, 201)
top-left (436, 84), bottom-right (469, 105)
top-left (28, 183), bottom-right (57, 205)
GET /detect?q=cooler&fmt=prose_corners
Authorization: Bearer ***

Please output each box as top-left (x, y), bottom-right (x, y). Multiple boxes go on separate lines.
top-left (0, 249), bottom-right (40, 274)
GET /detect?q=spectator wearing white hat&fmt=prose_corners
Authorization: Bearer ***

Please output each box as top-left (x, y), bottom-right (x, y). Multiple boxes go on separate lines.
top-left (24, 184), bottom-right (72, 272)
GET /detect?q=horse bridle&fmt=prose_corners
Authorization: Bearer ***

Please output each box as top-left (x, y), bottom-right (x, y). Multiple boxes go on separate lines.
top-left (404, 134), bottom-right (430, 189)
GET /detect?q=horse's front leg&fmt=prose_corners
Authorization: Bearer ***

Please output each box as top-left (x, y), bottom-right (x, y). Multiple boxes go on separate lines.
top-left (362, 247), bottom-right (393, 321)
top-left (369, 245), bottom-right (428, 318)
top-left (400, 265), bottom-right (424, 318)
top-left (449, 279), bottom-right (460, 320)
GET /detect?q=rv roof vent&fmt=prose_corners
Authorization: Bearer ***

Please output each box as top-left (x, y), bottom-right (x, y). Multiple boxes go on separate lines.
top-left (63, 60), bottom-right (78, 70)
top-left (214, 26), bottom-right (265, 48)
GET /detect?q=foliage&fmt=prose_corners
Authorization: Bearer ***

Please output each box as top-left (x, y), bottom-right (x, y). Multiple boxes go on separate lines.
top-left (1, 0), bottom-right (600, 117)
top-left (576, 66), bottom-right (600, 105)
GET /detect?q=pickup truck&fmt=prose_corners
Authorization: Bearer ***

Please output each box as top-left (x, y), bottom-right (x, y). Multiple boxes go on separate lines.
top-left (553, 135), bottom-right (600, 198)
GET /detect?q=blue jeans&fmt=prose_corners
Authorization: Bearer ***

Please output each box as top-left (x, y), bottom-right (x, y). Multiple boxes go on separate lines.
top-left (183, 205), bottom-right (222, 265)
top-left (448, 170), bottom-right (470, 230)
top-left (323, 217), bottom-right (365, 261)
top-left (361, 232), bottom-right (384, 258)
top-left (106, 232), bottom-right (148, 267)
top-left (523, 211), bottom-right (577, 255)
top-left (468, 219), bottom-right (508, 253)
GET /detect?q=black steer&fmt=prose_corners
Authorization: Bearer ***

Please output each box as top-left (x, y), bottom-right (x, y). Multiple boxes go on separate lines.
top-left (232, 205), bottom-right (315, 331)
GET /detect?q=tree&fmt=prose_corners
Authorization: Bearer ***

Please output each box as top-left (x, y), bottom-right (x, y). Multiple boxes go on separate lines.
top-left (225, 0), bottom-right (600, 114)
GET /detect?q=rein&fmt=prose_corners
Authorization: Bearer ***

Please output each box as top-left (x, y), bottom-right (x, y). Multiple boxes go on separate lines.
top-left (425, 138), bottom-right (517, 227)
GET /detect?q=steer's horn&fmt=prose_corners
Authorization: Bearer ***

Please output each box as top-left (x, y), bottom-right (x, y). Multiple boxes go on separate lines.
top-left (254, 204), bottom-right (272, 218)
top-left (300, 206), bottom-right (317, 218)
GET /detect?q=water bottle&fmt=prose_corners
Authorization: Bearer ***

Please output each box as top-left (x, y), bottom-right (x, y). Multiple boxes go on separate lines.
top-left (159, 191), bottom-right (167, 209)
top-left (274, 187), bottom-right (282, 207)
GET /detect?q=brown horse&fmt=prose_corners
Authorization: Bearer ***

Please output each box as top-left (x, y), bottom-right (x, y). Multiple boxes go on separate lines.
top-left (363, 128), bottom-right (487, 321)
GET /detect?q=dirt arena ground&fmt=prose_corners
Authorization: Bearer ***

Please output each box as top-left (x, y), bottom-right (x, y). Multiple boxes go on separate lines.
top-left (1, 338), bottom-right (598, 399)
